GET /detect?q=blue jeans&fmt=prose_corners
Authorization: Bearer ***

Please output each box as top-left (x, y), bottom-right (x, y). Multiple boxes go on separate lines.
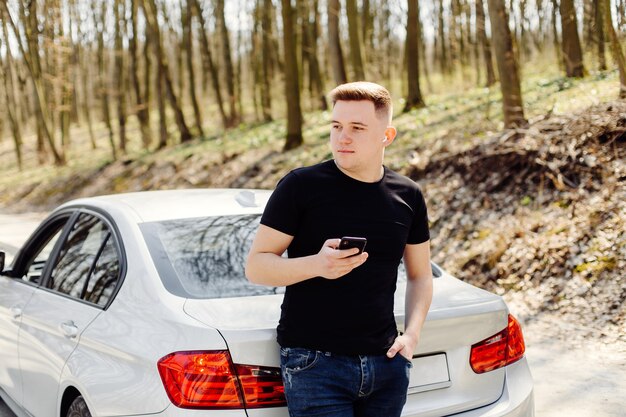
top-left (280, 346), bottom-right (412, 417)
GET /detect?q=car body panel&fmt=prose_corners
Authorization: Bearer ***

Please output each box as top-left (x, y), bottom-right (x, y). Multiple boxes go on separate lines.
top-left (18, 288), bottom-right (102, 417)
top-left (0, 279), bottom-right (36, 406)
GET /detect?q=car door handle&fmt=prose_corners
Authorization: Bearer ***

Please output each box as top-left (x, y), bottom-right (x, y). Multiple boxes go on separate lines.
top-left (60, 321), bottom-right (79, 339)
top-left (10, 306), bottom-right (22, 319)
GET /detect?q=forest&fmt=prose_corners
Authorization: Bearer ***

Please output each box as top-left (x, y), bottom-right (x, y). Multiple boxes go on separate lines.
top-left (0, 1), bottom-right (624, 332)
top-left (1, 0), bottom-right (625, 169)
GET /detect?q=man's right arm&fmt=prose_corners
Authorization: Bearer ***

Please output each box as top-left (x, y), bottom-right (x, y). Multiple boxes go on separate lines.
top-left (245, 224), bottom-right (368, 287)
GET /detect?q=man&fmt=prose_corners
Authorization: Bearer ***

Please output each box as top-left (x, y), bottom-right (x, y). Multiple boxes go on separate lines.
top-left (246, 82), bottom-right (432, 417)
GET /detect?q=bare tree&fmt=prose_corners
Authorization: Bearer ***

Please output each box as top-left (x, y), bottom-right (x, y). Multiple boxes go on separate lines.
top-left (307, 0), bottom-right (327, 110)
top-left (3, 1), bottom-right (66, 165)
top-left (182, 0), bottom-right (204, 136)
top-left (0, 8), bottom-right (23, 169)
top-left (192, 0), bottom-right (229, 128)
top-left (75, 3), bottom-right (97, 150)
top-left (96, 2), bottom-right (117, 159)
top-left (217, 0), bottom-right (239, 126)
top-left (328, 0), bottom-right (348, 85)
top-left (600, 0), bottom-right (626, 97)
top-left (437, 0), bottom-right (449, 73)
top-left (261, 0), bottom-right (274, 120)
top-left (486, 0), bottom-right (527, 127)
top-left (143, 0), bottom-right (192, 143)
top-left (346, 0), bottom-right (365, 80)
top-left (130, 0), bottom-right (152, 149)
top-left (476, 0), bottom-right (497, 86)
top-left (404, 0), bottom-right (425, 111)
top-left (280, 0), bottom-right (304, 150)
top-left (594, 0), bottom-right (607, 71)
top-left (114, 0), bottom-right (128, 153)
top-left (560, 0), bottom-right (585, 77)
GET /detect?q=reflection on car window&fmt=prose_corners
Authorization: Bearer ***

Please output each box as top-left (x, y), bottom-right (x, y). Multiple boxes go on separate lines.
top-left (47, 213), bottom-right (118, 304)
top-left (141, 214), bottom-right (439, 300)
top-left (84, 234), bottom-right (120, 306)
top-left (23, 225), bottom-right (66, 284)
top-left (142, 214), bottom-right (285, 299)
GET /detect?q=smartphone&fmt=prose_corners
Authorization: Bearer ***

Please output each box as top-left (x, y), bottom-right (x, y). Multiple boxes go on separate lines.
top-left (338, 236), bottom-right (367, 256)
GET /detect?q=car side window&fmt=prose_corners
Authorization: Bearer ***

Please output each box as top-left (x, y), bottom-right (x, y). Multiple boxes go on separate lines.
top-left (84, 234), bottom-right (120, 307)
top-left (21, 218), bottom-right (69, 285)
top-left (48, 213), bottom-right (110, 299)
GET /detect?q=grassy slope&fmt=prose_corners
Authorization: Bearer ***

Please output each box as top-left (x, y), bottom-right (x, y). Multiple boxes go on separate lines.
top-left (0, 57), bottom-right (618, 207)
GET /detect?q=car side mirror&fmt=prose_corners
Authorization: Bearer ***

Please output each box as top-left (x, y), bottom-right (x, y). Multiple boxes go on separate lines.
top-left (0, 251), bottom-right (5, 273)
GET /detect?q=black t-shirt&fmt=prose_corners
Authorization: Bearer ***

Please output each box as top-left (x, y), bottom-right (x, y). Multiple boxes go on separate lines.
top-left (261, 160), bottom-right (429, 355)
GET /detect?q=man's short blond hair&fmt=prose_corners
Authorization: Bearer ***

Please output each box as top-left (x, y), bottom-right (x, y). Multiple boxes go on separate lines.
top-left (329, 82), bottom-right (393, 122)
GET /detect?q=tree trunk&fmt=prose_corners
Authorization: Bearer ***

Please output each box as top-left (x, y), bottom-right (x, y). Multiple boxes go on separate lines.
top-left (346, 0), bottom-right (365, 80)
top-left (56, 4), bottom-right (72, 152)
top-left (114, 0), bottom-right (127, 154)
top-left (328, 0), bottom-right (348, 85)
top-left (143, 17), bottom-right (152, 125)
top-left (560, 0), bottom-right (586, 77)
top-left (130, 0), bottom-right (152, 149)
top-left (595, 0), bottom-right (607, 70)
top-left (583, 0), bottom-right (595, 48)
top-left (235, 2), bottom-right (244, 121)
top-left (143, 0), bottom-right (192, 143)
top-left (75, 7), bottom-right (97, 150)
top-left (216, 0), bottom-right (239, 126)
top-left (96, 2), bottom-right (117, 160)
top-left (362, 0), bottom-right (373, 60)
top-left (404, 0), bottom-right (426, 111)
top-left (450, 0), bottom-right (460, 66)
top-left (280, 0), bottom-right (304, 151)
top-left (551, 0), bottom-right (564, 70)
top-left (183, 0), bottom-right (204, 136)
top-left (309, 0), bottom-right (327, 110)
top-left (486, 0), bottom-right (527, 127)
top-left (600, 0), bottom-right (626, 97)
top-left (438, 0), bottom-right (449, 73)
top-left (477, 0), bottom-right (497, 86)
top-left (156, 69), bottom-right (168, 149)
top-left (192, 0), bottom-right (229, 128)
top-left (261, 0), bottom-right (274, 121)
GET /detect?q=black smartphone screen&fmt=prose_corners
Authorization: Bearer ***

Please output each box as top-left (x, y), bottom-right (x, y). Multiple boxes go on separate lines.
top-left (338, 236), bottom-right (367, 255)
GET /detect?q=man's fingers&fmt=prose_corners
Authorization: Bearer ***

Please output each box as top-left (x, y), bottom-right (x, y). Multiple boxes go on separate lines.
top-left (386, 340), bottom-right (404, 358)
top-left (325, 238), bottom-right (342, 249)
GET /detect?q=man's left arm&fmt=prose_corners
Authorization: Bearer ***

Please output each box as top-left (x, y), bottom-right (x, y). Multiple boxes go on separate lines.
top-left (386, 241), bottom-right (433, 360)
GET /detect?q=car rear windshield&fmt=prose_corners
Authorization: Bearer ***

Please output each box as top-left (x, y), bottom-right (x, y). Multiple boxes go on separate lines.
top-left (141, 214), bottom-right (435, 299)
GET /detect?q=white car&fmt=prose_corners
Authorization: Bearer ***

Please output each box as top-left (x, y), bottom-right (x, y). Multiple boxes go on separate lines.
top-left (0, 189), bottom-right (534, 417)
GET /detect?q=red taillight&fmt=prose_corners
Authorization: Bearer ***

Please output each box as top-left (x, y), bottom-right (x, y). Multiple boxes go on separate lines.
top-left (157, 350), bottom-right (286, 409)
top-left (470, 314), bottom-right (526, 374)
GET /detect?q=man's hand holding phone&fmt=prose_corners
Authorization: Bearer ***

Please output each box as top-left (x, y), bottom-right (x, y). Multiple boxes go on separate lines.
top-left (315, 237), bottom-right (368, 279)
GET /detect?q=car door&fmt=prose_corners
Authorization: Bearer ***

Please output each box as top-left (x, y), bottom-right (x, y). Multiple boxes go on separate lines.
top-left (18, 211), bottom-right (118, 417)
top-left (0, 213), bottom-right (72, 408)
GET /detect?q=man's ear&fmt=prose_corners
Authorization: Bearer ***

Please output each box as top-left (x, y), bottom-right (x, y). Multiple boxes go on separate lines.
top-left (383, 126), bottom-right (397, 146)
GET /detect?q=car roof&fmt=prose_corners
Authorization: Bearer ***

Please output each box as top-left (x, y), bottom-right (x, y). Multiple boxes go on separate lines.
top-left (59, 189), bottom-right (273, 223)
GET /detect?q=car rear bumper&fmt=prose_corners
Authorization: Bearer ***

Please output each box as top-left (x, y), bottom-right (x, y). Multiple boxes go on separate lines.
top-left (444, 358), bottom-right (534, 417)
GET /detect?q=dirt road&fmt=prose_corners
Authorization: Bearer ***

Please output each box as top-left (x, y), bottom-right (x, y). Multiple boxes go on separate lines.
top-left (514, 315), bottom-right (625, 417)
top-left (0, 212), bottom-right (624, 417)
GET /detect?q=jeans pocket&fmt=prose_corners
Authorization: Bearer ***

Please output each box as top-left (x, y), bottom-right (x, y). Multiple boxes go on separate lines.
top-left (281, 347), bottom-right (320, 374)
top-left (397, 353), bottom-right (414, 368)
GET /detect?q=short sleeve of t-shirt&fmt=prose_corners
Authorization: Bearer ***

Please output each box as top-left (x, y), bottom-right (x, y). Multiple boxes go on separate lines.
top-left (407, 187), bottom-right (430, 244)
top-left (260, 171), bottom-right (301, 236)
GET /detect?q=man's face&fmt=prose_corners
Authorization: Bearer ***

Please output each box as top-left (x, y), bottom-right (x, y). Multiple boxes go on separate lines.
top-left (330, 100), bottom-right (391, 179)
